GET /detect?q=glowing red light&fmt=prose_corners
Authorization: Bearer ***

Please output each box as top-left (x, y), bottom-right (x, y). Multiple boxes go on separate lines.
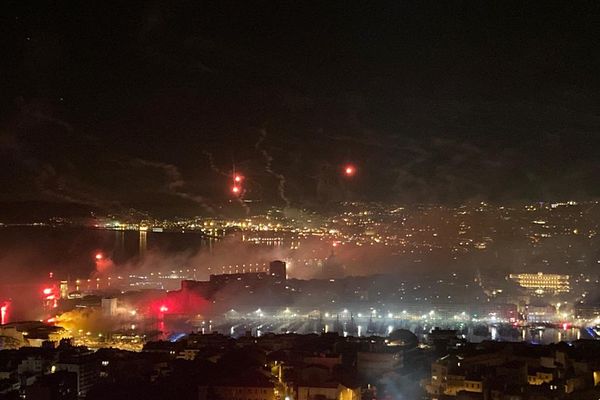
top-left (231, 186), bottom-right (241, 194)
top-left (234, 174), bottom-right (243, 183)
top-left (95, 253), bottom-right (103, 260)
top-left (47, 317), bottom-right (56, 323)
top-left (332, 242), bottom-right (338, 247)
top-left (1, 304), bottom-right (7, 325)
top-left (43, 288), bottom-right (53, 295)
top-left (344, 165), bottom-right (356, 177)
top-left (159, 305), bottom-right (169, 313)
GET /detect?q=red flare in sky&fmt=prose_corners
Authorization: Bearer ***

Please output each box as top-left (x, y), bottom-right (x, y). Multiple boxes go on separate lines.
top-left (344, 164), bottom-right (356, 177)
top-left (231, 185), bottom-right (241, 195)
top-left (234, 174), bottom-right (243, 183)
top-left (95, 253), bottom-right (103, 260)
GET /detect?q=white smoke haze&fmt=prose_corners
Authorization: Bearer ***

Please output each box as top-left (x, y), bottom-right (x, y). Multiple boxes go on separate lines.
top-left (255, 129), bottom-right (291, 208)
top-left (202, 150), bottom-right (229, 177)
top-left (1, 205), bottom-right (595, 322)
top-left (129, 158), bottom-right (215, 214)
top-left (101, 235), bottom-right (331, 283)
top-left (94, 232), bottom-right (459, 289)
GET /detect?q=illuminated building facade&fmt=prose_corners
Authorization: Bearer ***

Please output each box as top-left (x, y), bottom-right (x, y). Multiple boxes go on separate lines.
top-left (297, 384), bottom-right (361, 400)
top-left (60, 281), bottom-right (69, 300)
top-left (508, 272), bottom-right (570, 294)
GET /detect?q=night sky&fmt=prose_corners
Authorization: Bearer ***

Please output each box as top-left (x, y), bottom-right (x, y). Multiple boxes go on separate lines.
top-left (1, 1), bottom-right (599, 216)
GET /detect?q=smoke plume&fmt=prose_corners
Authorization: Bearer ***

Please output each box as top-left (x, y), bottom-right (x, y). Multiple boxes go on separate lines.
top-left (255, 129), bottom-right (290, 208)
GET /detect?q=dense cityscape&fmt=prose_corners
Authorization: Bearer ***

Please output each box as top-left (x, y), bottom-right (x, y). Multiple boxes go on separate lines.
top-left (3, 1), bottom-right (600, 399)
top-left (1, 199), bottom-right (600, 398)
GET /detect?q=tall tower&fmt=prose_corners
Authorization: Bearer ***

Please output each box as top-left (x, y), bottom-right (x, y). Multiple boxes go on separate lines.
top-left (101, 298), bottom-right (118, 317)
top-left (269, 260), bottom-right (286, 280)
top-left (59, 281), bottom-right (69, 299)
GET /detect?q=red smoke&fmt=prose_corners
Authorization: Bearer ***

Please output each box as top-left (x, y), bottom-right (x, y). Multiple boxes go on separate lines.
top-left (1, 302), bottom-right (9, 325)
top-left (94, 254), bottom-right (115, 275)
top-left (147, 288), bottom-right (210, 317)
